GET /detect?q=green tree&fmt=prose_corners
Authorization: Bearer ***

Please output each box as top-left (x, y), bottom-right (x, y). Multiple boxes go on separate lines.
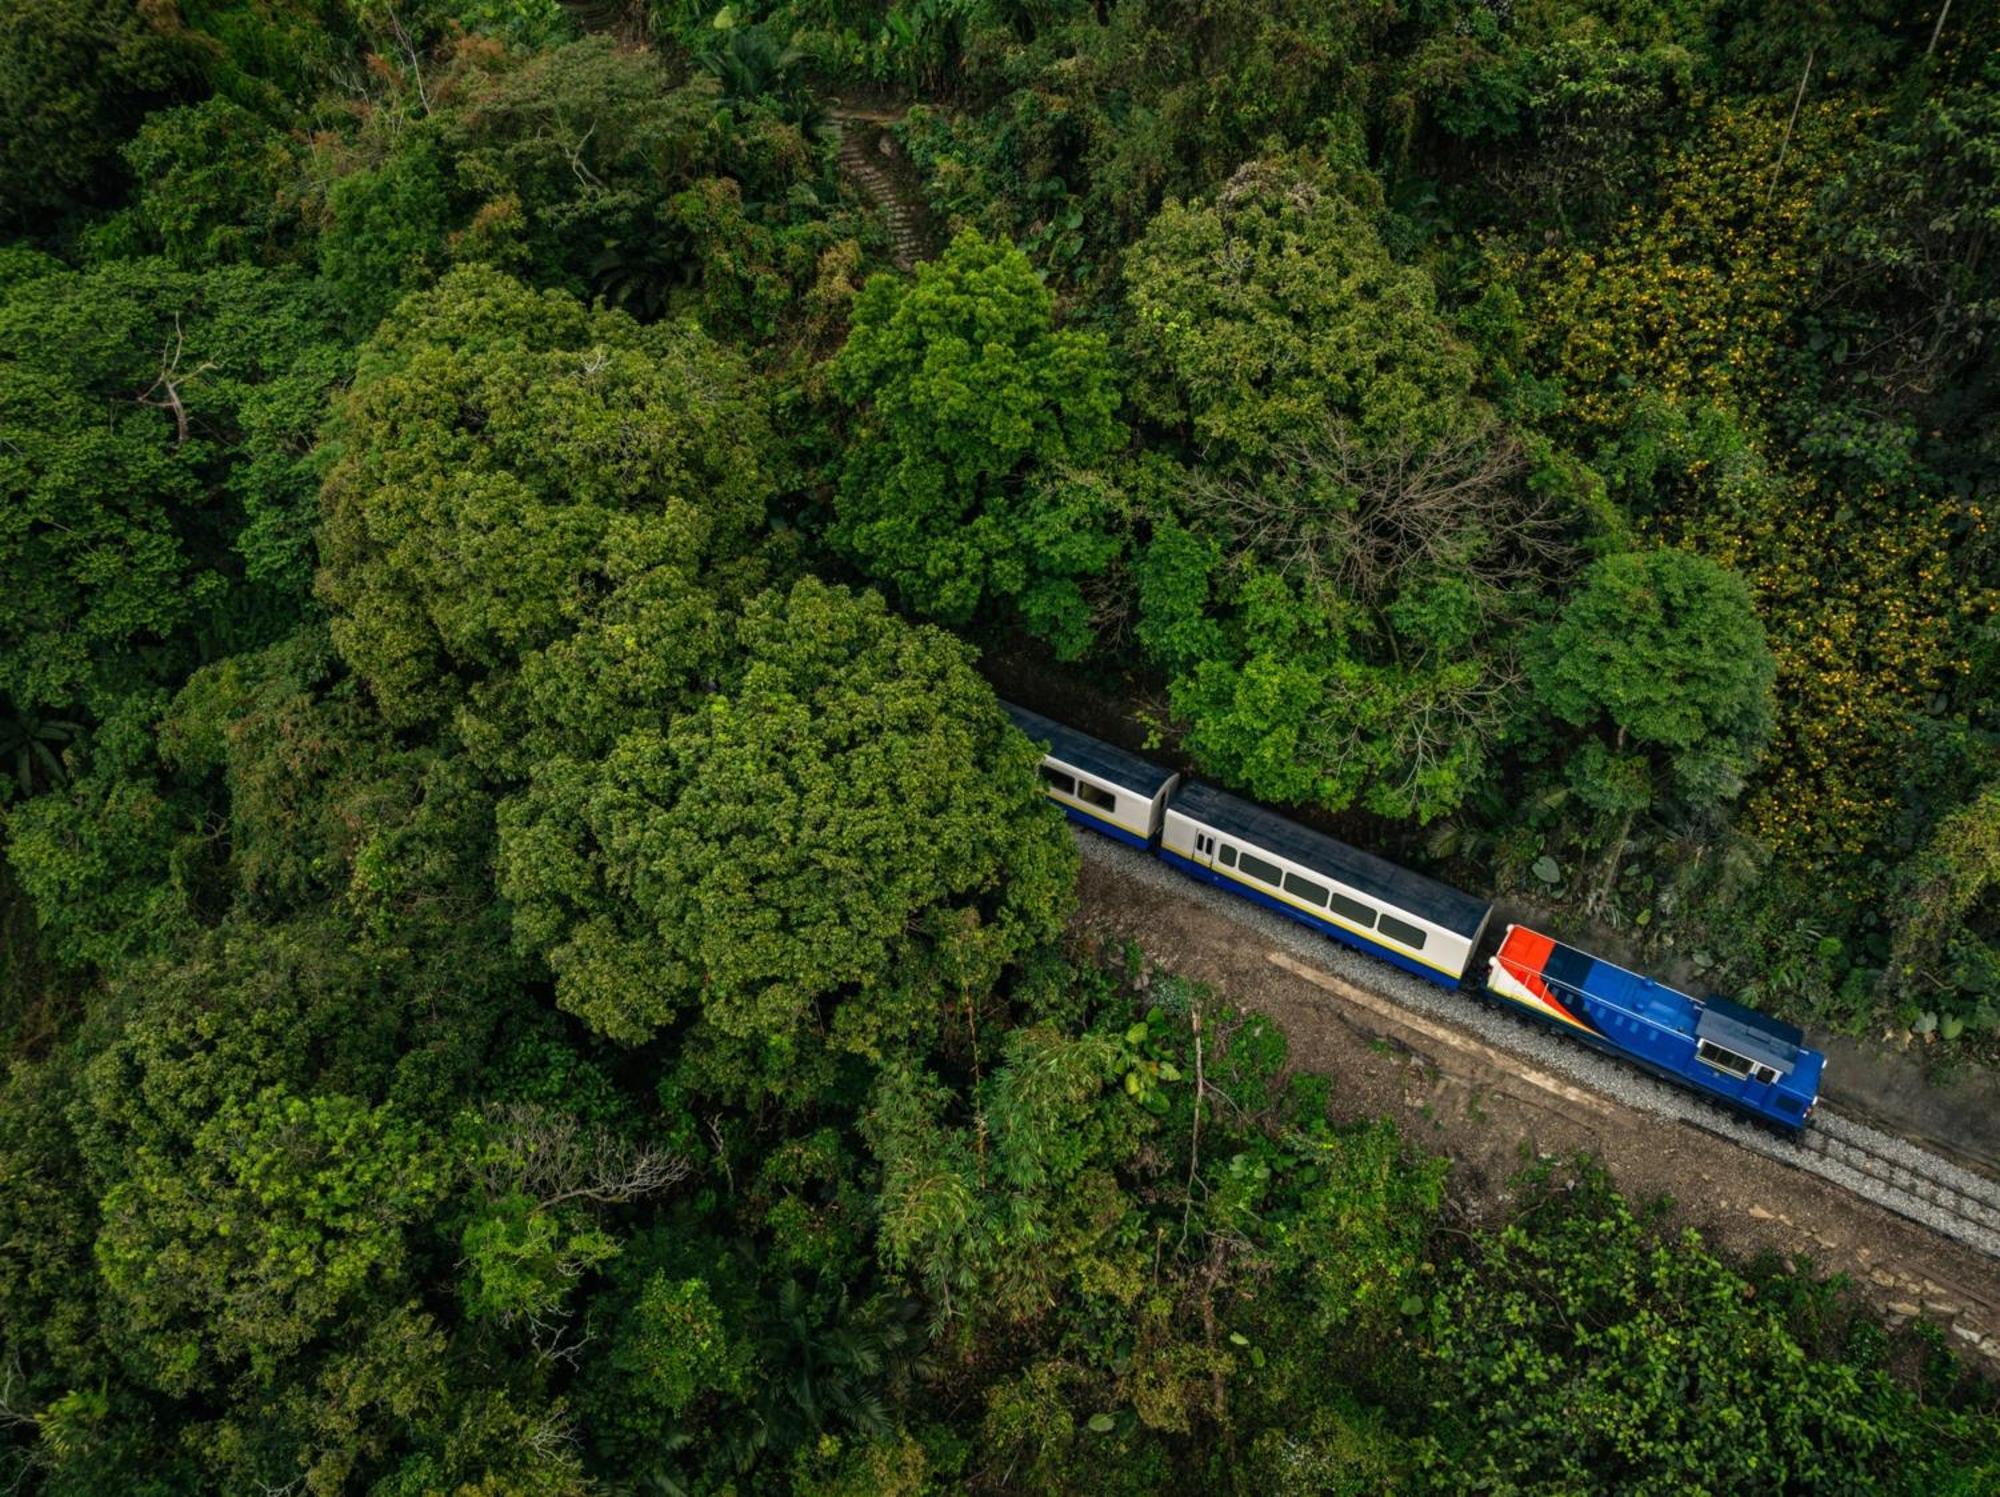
top-left (1136, 419), bottom-right (1547, 823)
top-left (5, 625), bottom-right (515, 975)
top-left (1401, 0), bottom-right (1707, 232)
top-left (864, 1025), bottom-right (1138, 1332)
top-left (609, 1271), bottom-right (747, 1420)
top-left (1422, 1160), bottom-right (1993, 1494)
top-left (1124, 154), bottom-right (1477, 461)
top-left (1885, 780), bottom-right (2000, 1033)
top-left (0, 257), bottom-right (347, 717)
top-left (315, 129), bottom-right (454, 332)
top-left (889, 0), bottom-right (1397, 283)
top-left (1528, 547), bottom-right (1774, 907)
top-left (2, 690), bottom-right (195, 971)
top-left (122, 97), bottom-right (306, 268)
top-left (497, 578), bottom-right (1076, 1082)
top-left (310, 38), bottom-right (848, 334)
top-left (316, 265), bottom-right (774, 737)
top-left (832, 229), bottom-right (1124, 655)
top-left (1155, 567), bottom-right (1522, 825)
top-left (95, 1085), bottom-right (446, 1393)
top-left (0, 0), bottom-right (208, 230)
top-left (1815, 50), bottom-right (2000, 451)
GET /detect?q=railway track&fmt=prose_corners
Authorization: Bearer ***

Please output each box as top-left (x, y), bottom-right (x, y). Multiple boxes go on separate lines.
top-left (1779, 1114), bottom-right (2000, 1258)
top-left (1074, 827), bottom-right (2000, 1266)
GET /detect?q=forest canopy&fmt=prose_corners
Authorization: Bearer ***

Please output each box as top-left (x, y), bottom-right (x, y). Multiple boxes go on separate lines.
top-left (2, 0), bottom-right (1998, 1491)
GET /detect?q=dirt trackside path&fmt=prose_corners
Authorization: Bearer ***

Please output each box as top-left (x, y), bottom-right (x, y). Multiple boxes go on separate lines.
top-left (1071, 844), bottom-right (2000, 1371)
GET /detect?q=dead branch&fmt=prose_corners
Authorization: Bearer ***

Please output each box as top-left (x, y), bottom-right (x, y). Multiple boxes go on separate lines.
top-left (478, 1101), bottom-right (692, 1212)
top-left (134, 317), bottom-right (216, 448)
top-left (1769, 46), bottom-right (1816, 204)
top-left (376, 3), bottom-right (430, 113)
top-left (1928, 0), bottom-right (1953, 56)
top-left (1177, 415), bottom-right (1562, 607)
top-left (0, 1350), bottom-right (35, 1432)
top-left (706, 1113), bottom-right (735, 1195)
top-left (527, 1313), bottom-right (592, 1369)
top-left (556, 120), bottom-right (604, 189)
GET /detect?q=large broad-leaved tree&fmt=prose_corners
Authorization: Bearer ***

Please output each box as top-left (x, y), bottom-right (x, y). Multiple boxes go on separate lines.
top-left (1123, 154), bottom-right (1477, 462)
top-left (1529, 546), bottom-right (1774, 907)
top-left (832, 228), bottom-right (1124, 657)
top-left (497, 577), bottom-right (1076, 1094)
top-left (316, 265), bottom-right (774, 745)
top-left (0, 256), bottom-right (347, 721)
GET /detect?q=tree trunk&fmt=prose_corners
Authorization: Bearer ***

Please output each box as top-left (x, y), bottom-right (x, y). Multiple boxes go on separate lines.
top-left (1589, 805), bottom-right (1635, 918)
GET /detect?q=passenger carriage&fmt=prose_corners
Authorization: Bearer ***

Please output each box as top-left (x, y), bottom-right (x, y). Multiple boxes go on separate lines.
top-left (1487, 924), bottom-right (1823, 1129)
top-left (1004, 700), bottom-right (1827, 1123)
top-left (1001, 702), bottom-right (1180, 848)
top-left (1159, 781), bottom-right (1493, 988)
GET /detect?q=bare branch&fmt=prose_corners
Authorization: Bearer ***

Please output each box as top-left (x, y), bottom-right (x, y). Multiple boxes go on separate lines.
top-left (0, 1349), bottom-right (37, 1433)
top-left (1768, 45), bottom-right (1816, 205)
top-left (526, 1312), bottom-right (592, 1369)
top-left (478, 1101), bottom-right (693, 1212)
top-left (556, 120), bottom-right (604, 189)
top-left (374, 3), bottom-right (430, 114)
top-left (134, 317), bottom-right (217, 448)
top-left (1178, 414), bottom-right (1564, 606)
top-left (1928, 0), bottom-right (1953, 56)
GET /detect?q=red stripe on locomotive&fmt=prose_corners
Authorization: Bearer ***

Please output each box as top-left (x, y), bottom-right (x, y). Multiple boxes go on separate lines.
top-left (1491, 925), bottom-right (1593, 1033)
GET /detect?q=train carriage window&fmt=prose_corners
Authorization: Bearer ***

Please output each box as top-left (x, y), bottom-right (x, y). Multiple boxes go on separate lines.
top-left (1283, 871), bottom-right (1330, 908)
top-left (1378, 913), bottom-right (1428, 951)
top-left (1218, 844), bottom-right (1237, 868)
top-left (1696, 1039), bottom-right (1755, 1077)
top-left (1076, 780), bottom-right (1117, 812)
top-left (1752, 1064), bottom-right (1779, 1085)
top-left (1238, 852), bottom-right (1282, 886)
top-left (1040, 766), bottom-right (1076, 796)
top-left (1329, 892), bottom-right (1376, 929)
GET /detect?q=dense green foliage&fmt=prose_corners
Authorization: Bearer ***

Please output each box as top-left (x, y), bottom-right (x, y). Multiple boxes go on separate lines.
top-left (833, 228), bottom-right (1123, 653)
top-left (318, 264), bottom-right (774, 733)
top-left (2, 0), bottom-right (1998, 1489)
top-left (870, 0), bottom-right (2000, 1041)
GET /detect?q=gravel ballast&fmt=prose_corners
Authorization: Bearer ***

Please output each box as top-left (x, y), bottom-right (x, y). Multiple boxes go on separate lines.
top-left (1075, 829), bottom-right (2000, 1261)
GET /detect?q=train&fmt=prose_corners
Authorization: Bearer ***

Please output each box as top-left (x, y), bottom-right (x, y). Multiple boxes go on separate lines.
top-left (1004, 700), bottom-right (1826, 1132)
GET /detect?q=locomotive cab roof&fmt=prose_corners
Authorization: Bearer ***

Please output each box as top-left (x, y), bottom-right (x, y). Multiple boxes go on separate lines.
top-left (1696, 995), bottom-right (1809, 1076)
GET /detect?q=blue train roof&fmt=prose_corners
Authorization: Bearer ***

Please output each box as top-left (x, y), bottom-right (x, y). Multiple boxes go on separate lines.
top-left (1541, 937), bottom-right (1813, 1076)
top-left (1169, 780), bottom-right (1492, 938)
top-left (1001, 702), bottom-right (1177, 798)
top-left (1543, 940), bottom-right (1697, 1037)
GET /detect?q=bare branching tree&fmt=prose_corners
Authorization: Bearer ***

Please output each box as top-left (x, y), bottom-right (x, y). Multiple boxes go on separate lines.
top-left (524, 1311), bottom-right (593, 1369)
top-left (1177, 415), bottom-right (1565, 612)
top-left (477, 1101), bottom-right (693, 1212)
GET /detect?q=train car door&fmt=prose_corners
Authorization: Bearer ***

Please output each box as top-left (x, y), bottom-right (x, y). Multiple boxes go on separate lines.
top-left (1189, 829), bottom-right (1220, 869)
top-left (1145, 775), bottom-right (1183, 847)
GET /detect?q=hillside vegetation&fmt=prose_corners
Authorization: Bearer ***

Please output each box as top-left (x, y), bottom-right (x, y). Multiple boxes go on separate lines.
top-left (1, 0), bottom-right (1998, 1490)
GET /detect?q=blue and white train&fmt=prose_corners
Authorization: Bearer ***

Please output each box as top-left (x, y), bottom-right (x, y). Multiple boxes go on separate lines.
top-left (1005, 701), bottom-right (1825, 1131)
